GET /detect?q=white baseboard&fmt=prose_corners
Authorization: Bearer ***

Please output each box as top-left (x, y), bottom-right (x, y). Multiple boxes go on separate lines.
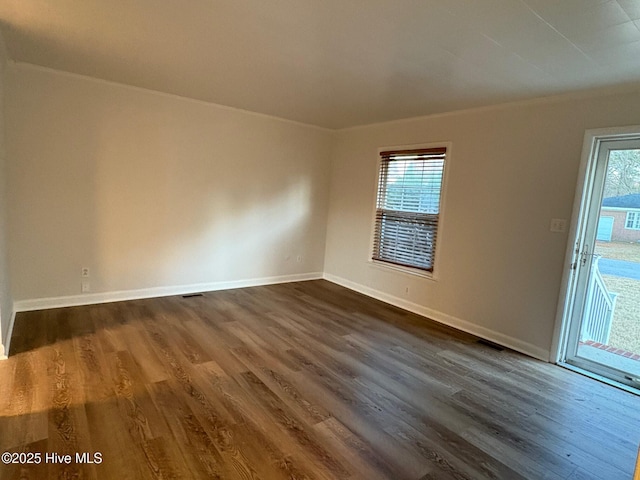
top-left (1, 308), bottom-right (16, 360)
top-left (7, 271), bottom-right (550, 363)
top-left (13, 272), bottom-right (323, 313)
top-left (323, 273), bottom-right (551, 362)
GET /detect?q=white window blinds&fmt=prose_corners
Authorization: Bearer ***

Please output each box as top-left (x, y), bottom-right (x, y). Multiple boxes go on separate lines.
top-left (372, 147), bottom-right (447, 272)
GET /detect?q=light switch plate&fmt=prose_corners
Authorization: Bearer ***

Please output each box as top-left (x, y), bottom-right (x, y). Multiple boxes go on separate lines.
top-left (550, 218), bottom-right (567, 233)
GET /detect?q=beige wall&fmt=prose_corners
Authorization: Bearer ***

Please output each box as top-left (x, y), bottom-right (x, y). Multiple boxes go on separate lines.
top-left (6, 59), bottom-right (640, 362)
top-left (325, 90), bottom-right (640, 360)
top-left (0, 32), bottom-right (11, 356)
top-left (6, 64), bottom-right (334, 304)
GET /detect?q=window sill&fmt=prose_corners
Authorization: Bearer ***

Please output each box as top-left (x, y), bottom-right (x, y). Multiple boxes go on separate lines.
top-left (369, 259), bottom-right (437, 281)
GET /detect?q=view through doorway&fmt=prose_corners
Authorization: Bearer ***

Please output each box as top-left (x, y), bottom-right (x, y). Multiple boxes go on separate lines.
top-left (559, 129), bottom-right (640, 391)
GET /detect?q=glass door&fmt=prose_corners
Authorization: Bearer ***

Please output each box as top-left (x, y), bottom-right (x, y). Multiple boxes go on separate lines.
top-left (564, 137), bottom-right (640, 390)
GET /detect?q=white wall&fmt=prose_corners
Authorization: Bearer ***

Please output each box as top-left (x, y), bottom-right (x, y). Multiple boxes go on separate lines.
top-left (0, 32), bottom-right (12, 357)
top-left (325, 90), bottom-right (640, 360)
top-left (5, 64), bottom-right (334, 306)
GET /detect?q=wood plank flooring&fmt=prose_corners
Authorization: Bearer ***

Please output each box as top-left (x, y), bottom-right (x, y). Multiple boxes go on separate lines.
top-left (0, 280), bottom-right (638, 479)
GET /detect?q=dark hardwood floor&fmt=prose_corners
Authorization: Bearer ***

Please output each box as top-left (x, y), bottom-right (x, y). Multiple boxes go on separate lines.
top-left (0, 280), bottom-right (638, 479)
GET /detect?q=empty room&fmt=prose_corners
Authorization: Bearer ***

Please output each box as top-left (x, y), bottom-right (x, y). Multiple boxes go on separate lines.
top-left (1, 1), bottom-right (640, 479)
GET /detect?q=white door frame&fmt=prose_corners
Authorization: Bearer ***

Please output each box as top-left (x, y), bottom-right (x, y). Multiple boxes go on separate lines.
top-left (552, 125), bottom-right (640, 364)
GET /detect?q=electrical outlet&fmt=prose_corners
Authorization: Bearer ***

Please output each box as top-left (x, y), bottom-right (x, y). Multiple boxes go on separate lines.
top-left (405, 286), bottom-right (410, 295)
top-left (81, 281), bottom-right (90, 293)
top-left (296, 255), bottom-right (302, 262)
top-left (81, 267), bottom-right (90, 277)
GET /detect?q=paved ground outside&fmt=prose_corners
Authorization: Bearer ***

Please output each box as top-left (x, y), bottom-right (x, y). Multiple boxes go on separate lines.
top-left (599, 258), bottom-right (640, 280)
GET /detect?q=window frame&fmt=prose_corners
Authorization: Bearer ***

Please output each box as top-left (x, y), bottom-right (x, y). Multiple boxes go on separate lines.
top-left (368, 142), bottom-right (451, 280)
top-left (625, 211), bottom-right (640, 230)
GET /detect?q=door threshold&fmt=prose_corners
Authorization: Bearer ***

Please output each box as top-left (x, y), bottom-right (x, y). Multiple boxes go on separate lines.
top-left (558, 362), bottom-right (640, 396)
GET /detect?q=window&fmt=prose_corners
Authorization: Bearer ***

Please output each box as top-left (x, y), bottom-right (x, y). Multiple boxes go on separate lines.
top-left (372, 146), bottom-right (447, 273)
top-left (626, 211), bottom-right (640, 230)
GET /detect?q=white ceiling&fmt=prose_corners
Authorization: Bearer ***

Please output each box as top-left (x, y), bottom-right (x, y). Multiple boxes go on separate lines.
top-left (1, 0), bottom-right (640, 129)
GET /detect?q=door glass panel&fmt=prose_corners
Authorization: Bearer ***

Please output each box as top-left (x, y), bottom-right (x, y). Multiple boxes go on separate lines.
top-left (575, 148), bottom-right (640, 383)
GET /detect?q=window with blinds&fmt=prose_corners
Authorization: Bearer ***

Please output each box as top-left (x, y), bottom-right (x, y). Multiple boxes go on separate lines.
top-left (372, 147), bottom-right (447, 273)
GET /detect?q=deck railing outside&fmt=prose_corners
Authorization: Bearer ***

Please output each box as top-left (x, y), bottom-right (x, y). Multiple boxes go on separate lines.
top-left (581, 255), bottom-right (617, 344)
